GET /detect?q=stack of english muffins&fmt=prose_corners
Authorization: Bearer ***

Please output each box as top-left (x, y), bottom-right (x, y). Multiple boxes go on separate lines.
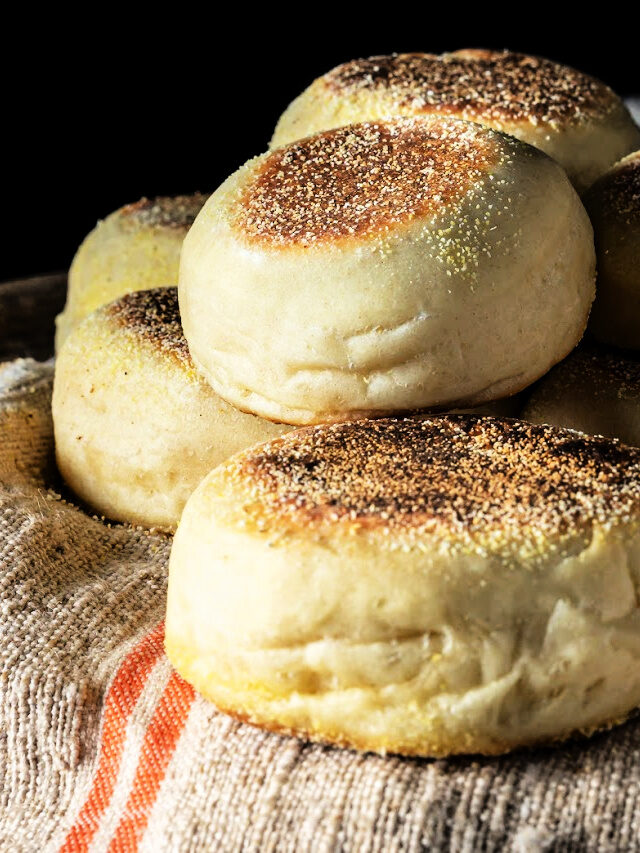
top-left (52, 50), bottom-right (640, 757)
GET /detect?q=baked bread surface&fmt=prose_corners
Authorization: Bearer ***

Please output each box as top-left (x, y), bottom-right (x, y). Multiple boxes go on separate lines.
top-left (272, 51), bottom-right (640, 192)
top-left (166, 416), bottom-right (640, 756)
top-left (585, 151), bottom-right (640, 349)
top-left (522, 344), bottom-right (640, 446)
top-left (55, 194), bottom-right (208, 349)
top-left (180, 116), bottom-right (595, 425)
top-left (52, 288), bottom-right (290, 530)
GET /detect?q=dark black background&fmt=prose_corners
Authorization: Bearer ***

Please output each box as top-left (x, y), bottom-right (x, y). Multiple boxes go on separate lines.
top-left (3, 18), bottom-right (638, 281)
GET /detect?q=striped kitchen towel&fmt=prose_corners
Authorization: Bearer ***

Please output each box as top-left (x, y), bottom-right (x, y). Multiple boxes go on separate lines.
top-left (3, 358), bottom-right (640, 852)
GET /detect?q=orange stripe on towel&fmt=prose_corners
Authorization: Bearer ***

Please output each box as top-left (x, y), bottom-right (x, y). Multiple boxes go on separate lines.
top-left (107, 669), bottom-right (195, 851)
top-left (60, 622), bottom-right (167, 852)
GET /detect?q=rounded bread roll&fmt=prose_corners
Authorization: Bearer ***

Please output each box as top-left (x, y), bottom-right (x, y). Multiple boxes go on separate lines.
top-left (167, 416), bottom-right (640, 756)
top-left (52, 288), bottom-right (290, 530)
top-left (271, 51), bottom-right (640, 193)
top-left (522, 345), bottom-right (640, 446)
top-left (584, 151), bottom-right (640, 349)
top-left (55, 193), bottom-right (208, 349)
top-left (180, 116), bottom-right (595, 425)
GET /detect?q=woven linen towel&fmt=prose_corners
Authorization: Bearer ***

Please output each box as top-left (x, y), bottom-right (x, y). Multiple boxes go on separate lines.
top-left (2, 359), bottom-right (640, 853)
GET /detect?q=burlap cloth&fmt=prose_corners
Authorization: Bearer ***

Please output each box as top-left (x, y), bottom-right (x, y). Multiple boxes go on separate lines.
top-left (3, 358), bottom-right (640, 852)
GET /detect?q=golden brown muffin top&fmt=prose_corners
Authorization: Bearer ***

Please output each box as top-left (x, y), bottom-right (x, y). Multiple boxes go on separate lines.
top-left (229, 416), bottom-right (640, 552)
top-left (105, 287), bottom-right (194, 370)
top-left (235, 117), bottom-right (502, 247)
top-left (323, 51), bottom-right (619, 125)
top-left (119, 193), bottom-right (209, 231)
top-left (585, 151), bottom-right (640, 222)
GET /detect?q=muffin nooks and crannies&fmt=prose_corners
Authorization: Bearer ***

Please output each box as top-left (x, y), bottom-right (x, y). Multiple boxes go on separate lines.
top-left (166, 415), bottom-right (640, 756)
top-left (584, 151), bottom-right (640, 349)
top-left (55, 193), bottom-right (208, 349)
top-left (52, 288), bottom-right (290, 531)
top-left (272, 51), bottom-right (640, 193)
top-left (522, 345), bottom-right (640, 447)
top-left (179, 116), bottom-right (595, 425)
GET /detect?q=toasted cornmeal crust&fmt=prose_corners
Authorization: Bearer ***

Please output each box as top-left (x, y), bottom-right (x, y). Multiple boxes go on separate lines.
top-left (271, 51), bottom-right (640, 193)
top-left (166, 417), bottom-right (640, 756)
top-left (180, 116), bottom-right (595, 425)
top-left (55, 194), bottom-right (208, 350)
top-left (52, 289), bottom-right (290, 530)
top-left (584, 151), bottom-right (640, 349)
